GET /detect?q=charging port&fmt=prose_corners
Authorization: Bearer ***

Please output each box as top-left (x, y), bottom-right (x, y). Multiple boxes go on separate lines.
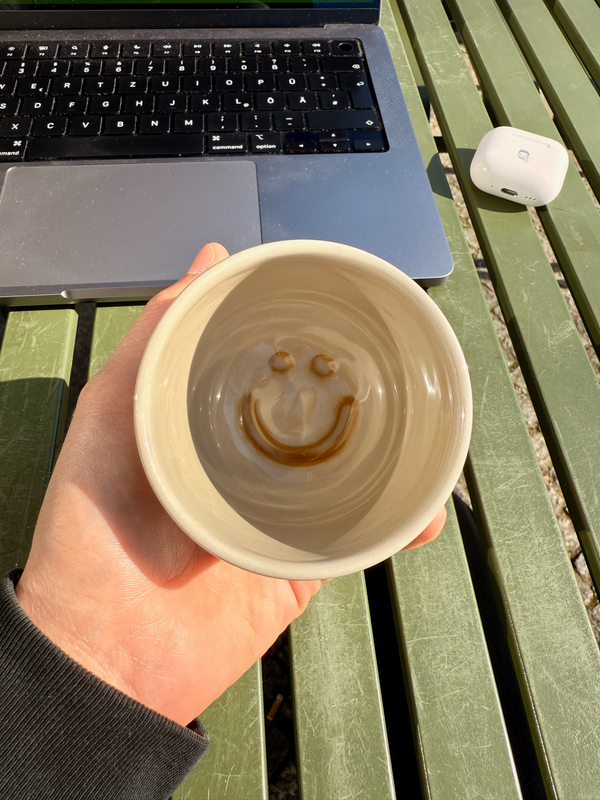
top-left (501, 188), bottom-right (518, 196)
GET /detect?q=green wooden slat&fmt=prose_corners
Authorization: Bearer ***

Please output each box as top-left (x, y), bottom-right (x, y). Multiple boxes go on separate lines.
top-left (88, 305), bottom-right (144, 379)
top-left (497, 0), bottom-right (600, 199)
top-left (88, 304), bottom-right (268, 800)
top-left (0, 309), bottom-right (77, 572)
top-left (543, 0), bottom-right (600, 88)
top-left (446, 0), bottom-right (600, 353)
top-left (379, 5), bottom-right (522, 796)
top-left (289, 573), bottom-right (395, 800)
top-left (385, 0), bottom-right (430, 114)
top-left (390, 502), bottom-right (521, 800)
top-left (172, 662), bottom-right (267, 800)
top-left (398, 0), bottom-right (600, 796)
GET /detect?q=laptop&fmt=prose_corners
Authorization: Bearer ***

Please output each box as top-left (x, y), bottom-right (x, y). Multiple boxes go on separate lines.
top-left (0, 0), bottom-right (453, 304)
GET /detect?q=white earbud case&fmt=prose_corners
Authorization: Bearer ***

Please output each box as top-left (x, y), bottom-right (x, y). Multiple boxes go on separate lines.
top-left (470, 126), bottom-right (569, 206)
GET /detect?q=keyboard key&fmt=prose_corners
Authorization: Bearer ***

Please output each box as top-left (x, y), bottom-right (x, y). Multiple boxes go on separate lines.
top-left (150, 75), bottom-right (179, 93)
top-left (0, 45), bottom-right (26, 59)
top-left (124, 95), bottom-right (154, 113)
top-left (189, 93), bottom-right (220, 112)
top-left (273, 42), bottom-right (301, 56)
top-left (229, 57), bottom-right (257, 74)
top-left (135, 59), bottom-right (164, 75)
top-left (52, 77), bottom-right (83, 95)
top-left (0, 98), bottom-right (20, 114)
top-left (283, 132), bottom-right (317, 154)
top-left (287, 92), bottom-right (317, 110)
top-left (224, 92), bottom-right (252, 111)
top-left (33, 116), bottom-right (68, 136)
top-left (30, 43), bottom-right (59, 59)
top-left (207, 133), bottom-right (247, 153)
top-left (306, 110), bottom-right (381, 130)
top-left (91, 42), bottom-right (120, 58)
top-left (273, 111), bottom-right (304, 131)
top-left (197, 57), bottom-right (225, 74)
top-left (184, 42), bottom-right (210, 57)
top-left (28, 134), bottom-right (205, 159)
top-left (55, 96), bottom-right (88, 114)
top-left (207, 112), bottom-right (237, 132)
top-left (303, 41), bottom-right (330, 56)
top-left (0, 137), bottom-right (27, 160)
top-left (173, 113), bottom-right (203, 133)
top-left (18, 78), bottom-right (50, 96)
top-left (0, 117), bottom-right (32, 135)
top-left (243, 42), bottom-right (271, 56)
top-left (331, 40), bottom-right (361, 56)
top-left (255, 92), bottom-right (285, 110)
top-left (320, 140), bottom-right (350, 153)
top-left (308, 73), bottom-right (337, 91)
top-left (118, 76), bottom-right (148, 94)
top-left (71, 60), bottom-right (102, 77)
top-left (153, 43), bottom-right (180, 57)
top-left (240, 112), bottom-right (271, 131)
top-left (167, 58), bottom-right (195, 75)
top-left (122, 42), bottom-right (151, 58)
top-left (0, 78), bottom-right (17, 95)
top-left (319, 129), bottom-right (349, 141)
top-left (104, 115), bottom-right (136, 134)
top-left (250, 132), bottom-right (281, 153)
top-left (245, 74), bottom-right (275, 92)
top-left (104, 59), bottom-right (134, 76)
top-left (214, 74), bottom-right (243, 92)
top-left (290, 56), bottom-right (318, 73)
top-left (260, 57), bottom-right (287, 73)
top-left (339, 74), bottom-right (374, 108)
top-left (90, 95), bottom-right (122, 114)
top-left (351, 130), bottom-right (386, 151)
top-left (70, 116), bottom-right (102, 135)
top-left (6, 61), bottom-right (37, 77)
top-left (158, 94), bottom-right (186, 112)
top-left (182, 75), bottom-right (211, 93)
top-left (84, 77), bottom-right (116, 94)
top-left (38, 60), bottom-right (70, 77)
top-left (278, 74), bottom-right (306, 91)
top-left (139, 114), bottom-right (170, 134)
top-left (21, 98), bottom-right (53, 115)
top-left (60, 43), bottom-right (89, 59)
top-left (213, 42), bottom-right (239, 56)
top-left (320, 56), bottom-right (365, 72)
top-left (319, 91), bottom-right (350, 109)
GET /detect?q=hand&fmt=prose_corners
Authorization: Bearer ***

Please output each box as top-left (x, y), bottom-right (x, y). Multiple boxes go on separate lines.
top-left (15, 243), bottom-right (446, 727)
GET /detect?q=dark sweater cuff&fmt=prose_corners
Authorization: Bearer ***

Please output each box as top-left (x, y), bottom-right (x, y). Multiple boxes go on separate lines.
top-left (0, 570), bottom-right (209, 800)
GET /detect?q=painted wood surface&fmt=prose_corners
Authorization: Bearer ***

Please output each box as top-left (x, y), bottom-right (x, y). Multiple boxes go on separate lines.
top-left (398, 0), bottom-right (600, 795)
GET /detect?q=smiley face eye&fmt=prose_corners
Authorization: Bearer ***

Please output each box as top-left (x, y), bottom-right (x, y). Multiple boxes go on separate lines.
top-left (269, 351), bottom-right (295, 372)
top-left (311, 354), bottom-right (335, 377)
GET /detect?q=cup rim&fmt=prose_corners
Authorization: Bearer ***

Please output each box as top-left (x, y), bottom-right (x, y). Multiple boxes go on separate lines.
top-left (134, 240), bottom-right (472, 579)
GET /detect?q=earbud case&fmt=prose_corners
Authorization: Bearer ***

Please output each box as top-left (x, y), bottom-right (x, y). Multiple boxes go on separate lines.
top-left (470, 126), bottom-right (569, 206)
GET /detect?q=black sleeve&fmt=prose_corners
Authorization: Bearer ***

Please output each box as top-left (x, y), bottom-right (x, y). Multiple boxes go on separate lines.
top-left (0, 570), bottom-right (209, 800)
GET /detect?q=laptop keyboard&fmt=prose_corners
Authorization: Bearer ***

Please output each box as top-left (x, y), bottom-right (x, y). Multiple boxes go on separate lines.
top-left (0, 39), bottom-right (388, 161)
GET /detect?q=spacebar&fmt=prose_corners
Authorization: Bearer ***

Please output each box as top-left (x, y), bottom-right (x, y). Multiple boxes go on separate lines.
top-left (28, 135), bottom-right (205, 160)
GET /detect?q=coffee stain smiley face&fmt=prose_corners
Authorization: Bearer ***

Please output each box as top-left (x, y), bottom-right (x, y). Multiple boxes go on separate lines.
top-left (240, 348), bottom-right (358, 466)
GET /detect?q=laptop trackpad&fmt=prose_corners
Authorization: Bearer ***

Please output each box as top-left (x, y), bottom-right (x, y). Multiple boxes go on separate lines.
top-left (0, 160), bottom-right (262, 299)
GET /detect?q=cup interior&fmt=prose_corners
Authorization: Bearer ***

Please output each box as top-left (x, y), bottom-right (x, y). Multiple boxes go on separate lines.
top-left (135, 241), bottom-right (471, 579)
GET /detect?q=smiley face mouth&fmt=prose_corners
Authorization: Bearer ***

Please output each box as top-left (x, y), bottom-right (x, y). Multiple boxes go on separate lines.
top-left (240, 392), bottom-right (358, 466)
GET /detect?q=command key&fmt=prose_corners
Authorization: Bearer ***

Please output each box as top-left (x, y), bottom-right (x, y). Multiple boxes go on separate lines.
top-left (0, 137), bottom-right (27, 160)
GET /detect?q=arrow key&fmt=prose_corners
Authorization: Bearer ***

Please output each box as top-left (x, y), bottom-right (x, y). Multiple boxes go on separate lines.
top-left (351, 130), bottom-right (386, 152)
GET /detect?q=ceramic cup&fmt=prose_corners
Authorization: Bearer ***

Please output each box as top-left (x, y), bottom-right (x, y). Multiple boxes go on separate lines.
top-left (134, 240), bottom-right (472, 580)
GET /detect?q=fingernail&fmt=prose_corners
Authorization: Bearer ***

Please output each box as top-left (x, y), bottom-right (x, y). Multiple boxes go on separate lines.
top-left (189, 243), bottom-right (215, 274)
